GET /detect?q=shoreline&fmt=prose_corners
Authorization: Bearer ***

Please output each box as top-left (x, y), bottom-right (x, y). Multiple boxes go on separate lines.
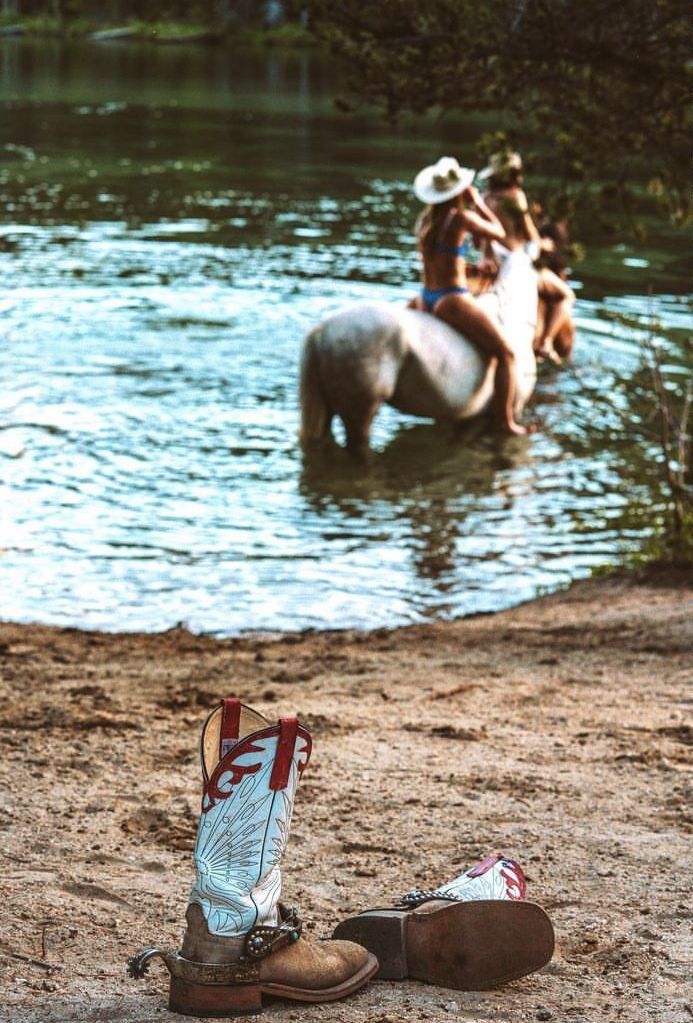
top-left (0, 565), bottom-right (690, 1021)
top-left (0, 560), bottom-right (687, 643)
top-left (0, 20), bottom-right (316, 48)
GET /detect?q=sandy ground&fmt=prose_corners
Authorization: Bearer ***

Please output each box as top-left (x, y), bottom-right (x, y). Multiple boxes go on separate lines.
top-left (0, 567), bottom-right (691, 1023)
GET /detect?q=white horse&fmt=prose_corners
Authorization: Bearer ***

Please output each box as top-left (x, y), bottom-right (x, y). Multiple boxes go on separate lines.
top-left (300, 248), bottom-right (538, 451)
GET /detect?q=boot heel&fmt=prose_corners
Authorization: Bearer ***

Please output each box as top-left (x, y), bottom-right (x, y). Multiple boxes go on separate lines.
top-left (333, 911), bottom-right (408, 980)
top-left (169, 977), bottom-right (263, 1017)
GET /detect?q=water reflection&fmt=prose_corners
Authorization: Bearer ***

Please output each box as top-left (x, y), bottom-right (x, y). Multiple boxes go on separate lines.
top-left (298, 414), bottom-right (616, 616)
top-left (0, 39), bottom-right (688, 633)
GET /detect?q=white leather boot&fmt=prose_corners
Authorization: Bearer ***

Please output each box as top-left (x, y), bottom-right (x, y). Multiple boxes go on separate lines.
top-left (129, 699), bottom-right (377, 1016)
top-left (333, 852), bottom-right (553, 990)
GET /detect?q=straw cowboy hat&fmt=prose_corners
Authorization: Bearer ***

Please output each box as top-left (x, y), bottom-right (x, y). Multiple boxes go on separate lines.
top-left (414, 156), bottom-right (475, 204)
top-left (477, 150), bottom-right (523, 181)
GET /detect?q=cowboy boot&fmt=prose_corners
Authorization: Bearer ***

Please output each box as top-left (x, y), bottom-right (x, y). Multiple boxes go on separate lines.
top-left (332, 853), bottom-right (554, 990)
top-left (129, 699), bottom-right (377, 1016)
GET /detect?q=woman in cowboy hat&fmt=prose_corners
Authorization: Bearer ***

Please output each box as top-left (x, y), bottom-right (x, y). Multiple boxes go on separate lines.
top-left (413, 156), bottom-right (528, 436)
top-left (479, 150), bottom-right (575, 362)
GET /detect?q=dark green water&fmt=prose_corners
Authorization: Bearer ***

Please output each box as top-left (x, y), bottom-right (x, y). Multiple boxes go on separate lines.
top-left (0, 39), bottom-right (689, 633)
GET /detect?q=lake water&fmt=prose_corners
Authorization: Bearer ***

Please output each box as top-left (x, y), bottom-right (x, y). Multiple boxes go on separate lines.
top-left (0, 39), bottom-right (689, 633)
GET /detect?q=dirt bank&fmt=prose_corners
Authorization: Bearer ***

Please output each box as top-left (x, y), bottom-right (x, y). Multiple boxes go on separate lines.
top-left (0, 568), bottom-right (690, 1023)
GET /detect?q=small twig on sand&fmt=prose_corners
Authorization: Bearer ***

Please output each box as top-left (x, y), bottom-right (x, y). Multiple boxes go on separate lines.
top-left (2, 950), bottom-right (62, 971)
top-left (423, 682), bottom-right (477, 700)
top-left (2, 851), bottom-right (29, 864)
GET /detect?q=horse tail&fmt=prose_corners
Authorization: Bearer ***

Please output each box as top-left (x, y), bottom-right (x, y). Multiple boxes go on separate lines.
top-left (299, 326), bottom-right (331, 445)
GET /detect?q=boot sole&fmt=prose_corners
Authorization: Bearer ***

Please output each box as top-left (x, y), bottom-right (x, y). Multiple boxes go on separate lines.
top-left (168, 951), bottom-right (378, 1016)
top-left (333, 900), bottom-right (554, 990)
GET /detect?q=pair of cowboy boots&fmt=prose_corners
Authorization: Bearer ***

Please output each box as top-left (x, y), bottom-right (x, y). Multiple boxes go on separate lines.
top-left (129, 700), bottom-right (554, 1016)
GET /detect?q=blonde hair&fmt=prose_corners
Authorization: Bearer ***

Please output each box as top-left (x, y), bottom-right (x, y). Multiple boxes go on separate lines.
top-left (415, 199), bottom-right (456, 259)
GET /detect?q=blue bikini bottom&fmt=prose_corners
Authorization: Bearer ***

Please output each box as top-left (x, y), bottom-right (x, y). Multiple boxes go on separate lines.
top-left (421, 285), bottom-right (469, 312)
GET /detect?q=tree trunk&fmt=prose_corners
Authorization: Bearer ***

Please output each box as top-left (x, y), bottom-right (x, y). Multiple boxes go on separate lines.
top-left (227, 0), bottom-right (262, 26)
top-left (215, 0), bottom-right (233, 25)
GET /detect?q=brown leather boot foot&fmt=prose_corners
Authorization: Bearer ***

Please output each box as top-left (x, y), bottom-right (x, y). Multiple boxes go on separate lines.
top-left (333, 899), bottom-right (554, 990)
top-left (168, 903), bottom-right (378, 1015)
top-left (254, 936), bottom-right (377, 1005)
top-left (132, 901), bottom-right (377, 1017)
top-left (166, 941), bottom-right (377, 1017)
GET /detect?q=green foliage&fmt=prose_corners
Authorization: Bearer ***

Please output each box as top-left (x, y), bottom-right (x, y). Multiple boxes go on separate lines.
top-left (132, 20), bottom-right (214, 40)
top-left (4, 1), bottom-right (299, 31)
top-left (4, 1), bottom-right (321, 47)
top-left (233, 20), bottom-right (315, 47)
top-left (14, 15), bottom-right (67, 35)
top-left (305, 0), bottom-right (691, 228)
top-left (609, 322), bottom-right (691, 559)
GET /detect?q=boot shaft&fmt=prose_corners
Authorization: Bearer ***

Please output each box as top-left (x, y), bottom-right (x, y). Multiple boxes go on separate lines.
top-left (189, 699), bottom-right (312, 937)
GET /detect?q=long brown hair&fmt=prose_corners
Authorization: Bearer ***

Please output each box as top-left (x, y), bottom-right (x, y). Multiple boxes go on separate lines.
top-left (415, 199), bottom-right (456, 259)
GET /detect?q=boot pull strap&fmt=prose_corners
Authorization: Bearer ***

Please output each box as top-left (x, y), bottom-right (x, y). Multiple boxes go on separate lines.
top-left (220, 698), bottom-right (242, 759)
top-left (467, 852), bottom-right (503, 877)
top-left (270, 717), bottom-right (299, 791)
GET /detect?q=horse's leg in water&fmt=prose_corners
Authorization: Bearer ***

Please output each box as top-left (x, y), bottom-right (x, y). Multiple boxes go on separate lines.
top-left (341, 400), bottom-right (381, 455)
top-left (434, 292), bottom-right (527, 436)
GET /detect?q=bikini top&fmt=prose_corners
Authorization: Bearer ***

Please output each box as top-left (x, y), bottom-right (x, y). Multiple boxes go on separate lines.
top-left (434, 209), bottom-right (472, 259)
top-left (435, 237), bottom-right (472, 258)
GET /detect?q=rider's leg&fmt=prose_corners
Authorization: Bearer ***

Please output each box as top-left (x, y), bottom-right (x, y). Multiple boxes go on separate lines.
top-left (434, 293), bottom-right (527, 436)
top-left (538, 299), bottom-right (573, 361)
top-left (534, 298), bottom-right (547, 355)
top-left (537, 270), bottom-right (575, 360)
top-left (553, 318), bottom-right (575, 361)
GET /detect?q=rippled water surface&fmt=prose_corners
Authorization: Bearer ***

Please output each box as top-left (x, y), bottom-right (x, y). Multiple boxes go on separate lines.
top-left (0, 40), bottom-right (690, 632)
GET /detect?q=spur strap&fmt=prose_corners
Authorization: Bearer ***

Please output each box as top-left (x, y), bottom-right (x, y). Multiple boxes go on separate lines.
top-left (395, 889), bottom-right (463, 909)
top-left (244, 904), bottom-right (302, 960)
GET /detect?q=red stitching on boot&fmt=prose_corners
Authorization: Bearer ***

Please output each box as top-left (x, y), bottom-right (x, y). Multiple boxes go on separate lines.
top-left (500, 860), bottom-right (527, 900)
top-left (270, 718), bottom-right (299, 791)
top-left (205, 735), bottom-right (270, 810)
top-left (202, 722), bottom-right (311, 811)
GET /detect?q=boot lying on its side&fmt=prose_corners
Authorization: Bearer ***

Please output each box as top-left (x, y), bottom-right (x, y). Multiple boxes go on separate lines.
top-left (129, 699), bottom-right (377, 1017)
top-left (333, 853), bottom-right (554, 991)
